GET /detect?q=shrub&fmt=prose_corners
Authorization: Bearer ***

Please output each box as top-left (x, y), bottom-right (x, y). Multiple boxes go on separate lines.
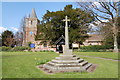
top-left (28, 42), bottom-right (32, 46)
top-left (49, 50), bottom-right (54, 52)
top-left (39, 50), bottom-right (54, 52)
top-left (0, 47), bottom-right (2, 51)
top-left (13, 46), bottom-right (31, 51)
top-left (2, 46), bottom-right (12, 51)
top-left (36, 59), bottom-right (50, 65)
top-left (79, 45), bottom-right (113, 52)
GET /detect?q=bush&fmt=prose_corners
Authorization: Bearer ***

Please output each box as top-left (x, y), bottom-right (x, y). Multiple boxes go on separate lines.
top-left (28, 42), bottom-right (32, 46)
top-left (0, 47), bottom-right (2, 51)
top-left (13, 46), bottom-right (31, 51)
top-left (2, 46), bottom-right (12, 51)
top-left (36, 59), bottom-right (50, 65)
top-left (79, 45), bottom-right (113, 52)
top-left (39, 50), bottom-right (54, 52)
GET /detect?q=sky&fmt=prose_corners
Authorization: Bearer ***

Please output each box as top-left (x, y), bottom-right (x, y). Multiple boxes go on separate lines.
top-left (1, 2), bottom-right (119, 34)
top-left (1, 2), bottom-right (79, 33)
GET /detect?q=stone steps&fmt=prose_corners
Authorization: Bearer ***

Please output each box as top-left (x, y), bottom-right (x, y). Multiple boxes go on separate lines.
top-left (44, 62), bottom-right (91, 69)
top-left (55, 56), bottom-right (80, 60)
top-left (83, 63), bottom-right (92, 70)
top-left (78, 59), bottom-right (84, 63)
top-left (59, 54), bottom-right (76, 57)
top-left (79, 61), bottom-right (88, 66)
top-left (42, 60), bottom-right (92, 73)
top-left (43, 64), bottom-right (85, 72)
top-left (51, 58), bottom-right (84, 64)
top-left (43, 64), bottom-right (55, 70)
top-left (46, 59), bottom-right (89, 68)
top-left (40, 53), bottom-right (93, 73)
top-left (47, 62), bottom-right (86, 67)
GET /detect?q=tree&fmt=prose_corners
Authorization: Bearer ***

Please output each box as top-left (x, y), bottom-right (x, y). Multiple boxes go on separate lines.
top-left (36, 5), bottom-right (94, 47)
top-left (15, 16), bottom-right (26, 46)
top-left (118, 17), bottom-right (120, 48)
top-left (77, 1), bottom-right (120, 52)
top-left (0, 35), bottom-right (2, 47)
top-left (14, 32), bottom-right (23, 46)
top-left (100, 16), bottom-right (120, 49)
top-left (2, 30), bottom-right (14, 47)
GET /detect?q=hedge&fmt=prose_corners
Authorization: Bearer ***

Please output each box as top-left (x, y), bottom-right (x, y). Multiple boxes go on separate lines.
top-left (1, 46), bottom-right (12, 51)
top-left (13, 46), bottom-right (31, 51)
top-left (1, 46), bottom-right (31, 52)
top-left (78, 45), bottom-right (114, 52)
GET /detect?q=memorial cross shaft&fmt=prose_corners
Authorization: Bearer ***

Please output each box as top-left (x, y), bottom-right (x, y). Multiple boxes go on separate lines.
top-left (63, 16), bottom-right (70, 50)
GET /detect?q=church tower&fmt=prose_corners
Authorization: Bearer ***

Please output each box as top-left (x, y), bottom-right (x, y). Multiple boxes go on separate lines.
top-left (23, 8), bottom-right (39, 46)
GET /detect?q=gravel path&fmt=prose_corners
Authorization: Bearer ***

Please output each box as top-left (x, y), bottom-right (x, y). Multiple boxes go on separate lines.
top-left (79, 55), bottom-right (120, 61)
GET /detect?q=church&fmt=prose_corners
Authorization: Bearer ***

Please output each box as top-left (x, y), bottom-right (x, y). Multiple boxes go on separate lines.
top-left (22, 8), bottom-right (39, 46)
top-left (22, 9), bottom-right (56, 52)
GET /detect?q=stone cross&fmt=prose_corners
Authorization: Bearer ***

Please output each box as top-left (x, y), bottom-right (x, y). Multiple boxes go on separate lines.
top-left (63, 16), bottom-right (70, 50)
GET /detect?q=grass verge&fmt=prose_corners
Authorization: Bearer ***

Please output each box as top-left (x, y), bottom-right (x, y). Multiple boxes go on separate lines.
top-left (2, 52), bottom-right (118, 78)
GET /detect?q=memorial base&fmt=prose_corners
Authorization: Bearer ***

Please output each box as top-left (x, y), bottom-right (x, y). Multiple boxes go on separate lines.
top-left (38, 50), bottom-right (92, 73)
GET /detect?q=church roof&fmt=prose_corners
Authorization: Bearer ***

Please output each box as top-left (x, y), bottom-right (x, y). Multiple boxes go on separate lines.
top-left (30, 8), bottom-right (37, 18)
top-left (86, 34), bottom-right (104, 42)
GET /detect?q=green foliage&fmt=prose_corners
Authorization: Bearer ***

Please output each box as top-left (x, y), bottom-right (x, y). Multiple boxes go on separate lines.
top-left (13, 46), bottom-right (31, 51)
top-left (2, 30), bottom-right (14, 47)
top-left (99, 17), bottom-right (120, 50)
top-left (0, 47), bottom-right (1, 51)
top-left (117, 16), bottom-right (120, 48)
top-left (118, 32), bottom-right (120, 49)
top-left (39, 50), bottom-right (54, 52)
top-left (36, 59), bottom-right (50, 65)
top-left (103, 32), bottom-right (120, 49)
top-left (79, 45), bottom-right (113, 52)
top-left (1, 46), bottom-right (31, 52)
top-left (36, 5), bottom-right (94, 45)
top-left (28, 42), bottom-right (32, 46)
top-left (1, 46), bottom-right (12, 51)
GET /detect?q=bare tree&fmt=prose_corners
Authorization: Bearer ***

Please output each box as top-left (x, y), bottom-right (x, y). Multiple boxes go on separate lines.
top-left (14, 32), bottom-right (23, 46)
top-left (77, 1), bottom-right (120, 52)
top-left (15, 16), bottom-right (26, 46)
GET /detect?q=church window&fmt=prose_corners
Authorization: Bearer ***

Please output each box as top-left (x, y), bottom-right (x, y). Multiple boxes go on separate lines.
top-left (29, 21), bottom-right (31, 25)
top-left (29, 21), bottom-right (32, 26)
top-left (30, 31), bottom-right (33, 35)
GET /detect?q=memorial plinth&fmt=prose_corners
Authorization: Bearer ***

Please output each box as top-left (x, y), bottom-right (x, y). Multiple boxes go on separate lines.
top-left (38, 16), bottom-right (92, 73)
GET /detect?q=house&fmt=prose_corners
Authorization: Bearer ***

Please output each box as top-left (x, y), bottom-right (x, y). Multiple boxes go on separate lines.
top-left (82, 34), bottom-right (104, 46)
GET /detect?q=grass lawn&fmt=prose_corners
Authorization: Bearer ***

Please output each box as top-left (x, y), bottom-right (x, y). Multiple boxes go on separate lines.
top-left (74, 52), bottom-right (119, 60)
top-left (1, 52), bottom-right (118, 78)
